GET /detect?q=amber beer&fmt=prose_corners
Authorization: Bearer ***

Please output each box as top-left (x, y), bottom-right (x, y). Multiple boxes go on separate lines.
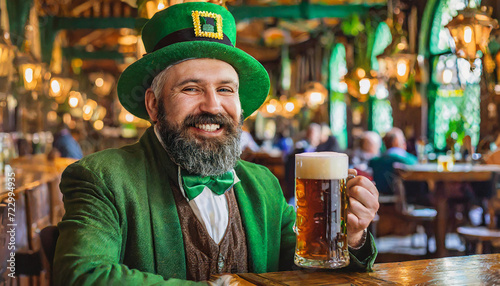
top-left (294, 152), bottom-right (349, 268)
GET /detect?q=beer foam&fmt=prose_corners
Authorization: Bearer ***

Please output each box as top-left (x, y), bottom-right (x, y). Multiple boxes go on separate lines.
top-left (295, 152), bottom-right (348, 179)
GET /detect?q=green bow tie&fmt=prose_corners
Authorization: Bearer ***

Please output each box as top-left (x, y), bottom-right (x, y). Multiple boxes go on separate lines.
top-left (181, 169), bottom-right (235, 201)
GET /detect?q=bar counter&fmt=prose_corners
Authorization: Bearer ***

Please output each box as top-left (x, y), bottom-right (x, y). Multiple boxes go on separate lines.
top-left (225, 254), bottom-right (500, 285)
top-left (0, 154), bottom-right (76, 198)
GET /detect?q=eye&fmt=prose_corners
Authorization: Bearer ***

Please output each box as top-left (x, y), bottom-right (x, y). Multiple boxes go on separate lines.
top-left (182, 87), bottom-right (200, 93)
top-left (217, 87), bottom-right (234, 93)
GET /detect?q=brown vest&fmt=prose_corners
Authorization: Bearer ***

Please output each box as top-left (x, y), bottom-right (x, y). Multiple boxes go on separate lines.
top-left (171, 181), bottom-right (249, 281)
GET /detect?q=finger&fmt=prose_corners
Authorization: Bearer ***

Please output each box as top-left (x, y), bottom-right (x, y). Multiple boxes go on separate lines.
top-left (348, 199), bottom-right (377, 227)
top-left (349, 196), bottom-right (376, 217)
top-left (348, 169), bottom-right (358, 176)
top-left (346, 212), bottom-right (360, 229)
top-left (347, 176), bottom-right (378, 197)
top-left (348, 185), bottom-right (379, 209)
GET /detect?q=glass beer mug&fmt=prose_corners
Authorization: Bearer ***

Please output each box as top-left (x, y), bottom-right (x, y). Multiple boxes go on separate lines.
top-left (294, 152), bottom-right (350, 269)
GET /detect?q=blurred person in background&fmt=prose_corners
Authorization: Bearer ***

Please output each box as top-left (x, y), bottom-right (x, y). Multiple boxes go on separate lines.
top-left (273, 129), bottom-right (294, 156)
top-left (52, 123), bottom-right (83, 159)
top-left (350, 131), bottom-right (381, 179)
top-left (293, 123), bottom-right (322, 153)
top-left (240, 120), bottom-right (259, 153)
top-left (369, 127), bottom-right (417, 195)
top-left (316, 123), bottom-right (341, 152)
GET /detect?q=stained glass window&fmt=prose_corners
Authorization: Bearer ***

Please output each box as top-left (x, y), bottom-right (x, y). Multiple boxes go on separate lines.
top-left (329, 43), bottom-right (348, 149)
top-left (372, 99), bottom-right (393, 135)
top-left (432, 55), bottom-right (481, 150)
top-left (429, 0), bottom-right (482, 151)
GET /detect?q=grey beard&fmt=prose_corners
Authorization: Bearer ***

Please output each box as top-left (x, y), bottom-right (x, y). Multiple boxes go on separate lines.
top-left (156, 107), bottom-right (243, 176)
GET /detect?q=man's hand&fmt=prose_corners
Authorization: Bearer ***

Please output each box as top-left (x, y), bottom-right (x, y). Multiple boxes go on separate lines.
top-left (346, 169), bottom-right (379, 248)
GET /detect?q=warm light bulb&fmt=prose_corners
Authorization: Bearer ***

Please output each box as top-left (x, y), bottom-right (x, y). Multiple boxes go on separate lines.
top-left (309, 92), bottom-right (323, 106)
top-left (464, 26), bottom-right (472, 44)
top-left (359, 78), bottom-right (371, 95)
top-left (95, 77), bottom-right (104, 87)
top-left (83, 105), bottom-right (92, 115)
top-left (356, 68), bottom-right (366, 79)
top-left (157, 2), bottom-right (165, 10)
top-left (69, 96), bottom-right (79, 108)
top-left (25, 68), bottom-right (34, 83)
top-left (93, 120), bottom-right (104, 130)
top-left (125, 113), bottom-right (135, 122)
top-left (47, 111), bottom-right (58, 122)
top-left (285, 102), bottom-right (295, 112)
top-left (443, 69), bottom-right (453, 84)
top-left (397, 61), bottom-right (408, 77)
top-left (266, 104), bottom-right (276, 114)
top-left (51, 79), bottom-right (61, 94)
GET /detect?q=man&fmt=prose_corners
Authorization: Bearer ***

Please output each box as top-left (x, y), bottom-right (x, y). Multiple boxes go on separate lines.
top-left (350, 131), bottom-right (382, 179)
top-left (52, 124), bottom-right (84, 159)
top-left (53, 2), bottom-right (379, 285)
top-left (316, 123), bottom-right (341, 153)
top-left (370, 127), bottom-right (417, 195)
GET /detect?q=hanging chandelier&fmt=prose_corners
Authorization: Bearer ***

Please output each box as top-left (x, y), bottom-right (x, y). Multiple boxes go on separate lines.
top-left (376, 5), bottom-right (417, 84)
top-left (445, 2), bottom-right (498, 67)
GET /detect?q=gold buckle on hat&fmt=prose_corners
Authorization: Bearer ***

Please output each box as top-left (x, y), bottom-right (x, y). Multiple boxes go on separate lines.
top-left (192, 11), bottom-right (223, 40)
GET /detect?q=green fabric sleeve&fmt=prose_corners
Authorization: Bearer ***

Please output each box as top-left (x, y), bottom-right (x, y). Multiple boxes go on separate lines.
top-left (278, 202), bottom-right (296, 271)
top-left (53, 163), bottom-right (205, 286)
top-left (346, 232), bottom-right (378, 272)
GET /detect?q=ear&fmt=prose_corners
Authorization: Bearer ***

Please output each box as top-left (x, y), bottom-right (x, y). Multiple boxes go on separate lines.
top-left (145, 88), bottom-right (158, 122)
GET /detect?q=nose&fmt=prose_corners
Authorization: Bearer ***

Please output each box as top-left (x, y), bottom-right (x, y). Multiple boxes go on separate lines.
top-left (199, 88), bottom-right (222, 114)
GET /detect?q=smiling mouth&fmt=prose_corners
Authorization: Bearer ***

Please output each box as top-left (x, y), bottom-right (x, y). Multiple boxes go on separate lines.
top-left (194, 123), bottom-right (221, 132)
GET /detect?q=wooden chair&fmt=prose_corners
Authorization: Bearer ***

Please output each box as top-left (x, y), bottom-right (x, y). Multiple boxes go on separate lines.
top-left (15, 183), bottom-right (52, 286)
top-left (40, 226), bottom-right (59, 286)
top-left (0, 201), bottom-right (10, 285)
top-left (457, 189), bottom-right (500, 254)
top-left (0, 190), bottom-right (32, 286)
top-left (47, 177), bottom-right (64, 226)
top-left (393, 176), bottom-right (437, 254)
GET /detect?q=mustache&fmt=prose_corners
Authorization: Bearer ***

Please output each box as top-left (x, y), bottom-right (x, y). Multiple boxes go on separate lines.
top-left (183, 113), bottom-right (234, 128)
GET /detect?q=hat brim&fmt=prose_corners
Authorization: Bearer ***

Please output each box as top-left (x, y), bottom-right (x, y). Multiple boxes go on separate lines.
top-left (117, 41), bottom-right (270, 120)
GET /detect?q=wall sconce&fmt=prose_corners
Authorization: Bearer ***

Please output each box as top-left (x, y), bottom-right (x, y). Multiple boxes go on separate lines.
top-left (49, 76), bottom-right (73, 103)
top-left (82, 99), bottom-right (98, 121)
top-left (89, 72), bottom-right (116, 97)
top-left (377, 39), bottom-right (416, 83)
top-left (68, 91), bottom-right (83, 108)
top-left (445, 4), bottom-right (498, 67)
top-left (304, 82), bottom-right (327, 108)
top-left (19, 63), bottom-right (42, 91)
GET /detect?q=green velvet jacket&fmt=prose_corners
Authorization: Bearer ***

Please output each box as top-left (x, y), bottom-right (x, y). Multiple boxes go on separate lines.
top-left (53, 127), bottom-right (377, 285)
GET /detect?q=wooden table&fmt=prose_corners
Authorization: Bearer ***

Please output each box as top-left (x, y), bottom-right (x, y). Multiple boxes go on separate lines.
top-left (395, 163), bottom-right (500, 257)
top-left (0, 155), bottom-right (76, 284)
top-left (224, 254), bottom-right (500, 285)
top-left (0, 154), bottom-right (76, 198)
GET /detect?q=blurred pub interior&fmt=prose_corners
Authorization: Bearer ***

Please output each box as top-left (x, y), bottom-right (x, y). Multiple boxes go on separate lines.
top-left (1, 0), bottom-right (500, 284)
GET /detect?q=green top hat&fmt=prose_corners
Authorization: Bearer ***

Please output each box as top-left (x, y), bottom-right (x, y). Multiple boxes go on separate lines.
top-left (117, 2), bottom-right (270, 120)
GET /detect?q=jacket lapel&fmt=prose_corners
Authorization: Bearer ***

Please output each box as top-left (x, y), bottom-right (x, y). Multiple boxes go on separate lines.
top-left (141, 127), bottom-right (187, 279)
top-left (233, 165), bottom-right (268, 273)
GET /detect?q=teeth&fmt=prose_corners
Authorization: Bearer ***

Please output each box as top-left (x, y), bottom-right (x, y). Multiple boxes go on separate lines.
top-left (195, 124), bottom-right (220, 132)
